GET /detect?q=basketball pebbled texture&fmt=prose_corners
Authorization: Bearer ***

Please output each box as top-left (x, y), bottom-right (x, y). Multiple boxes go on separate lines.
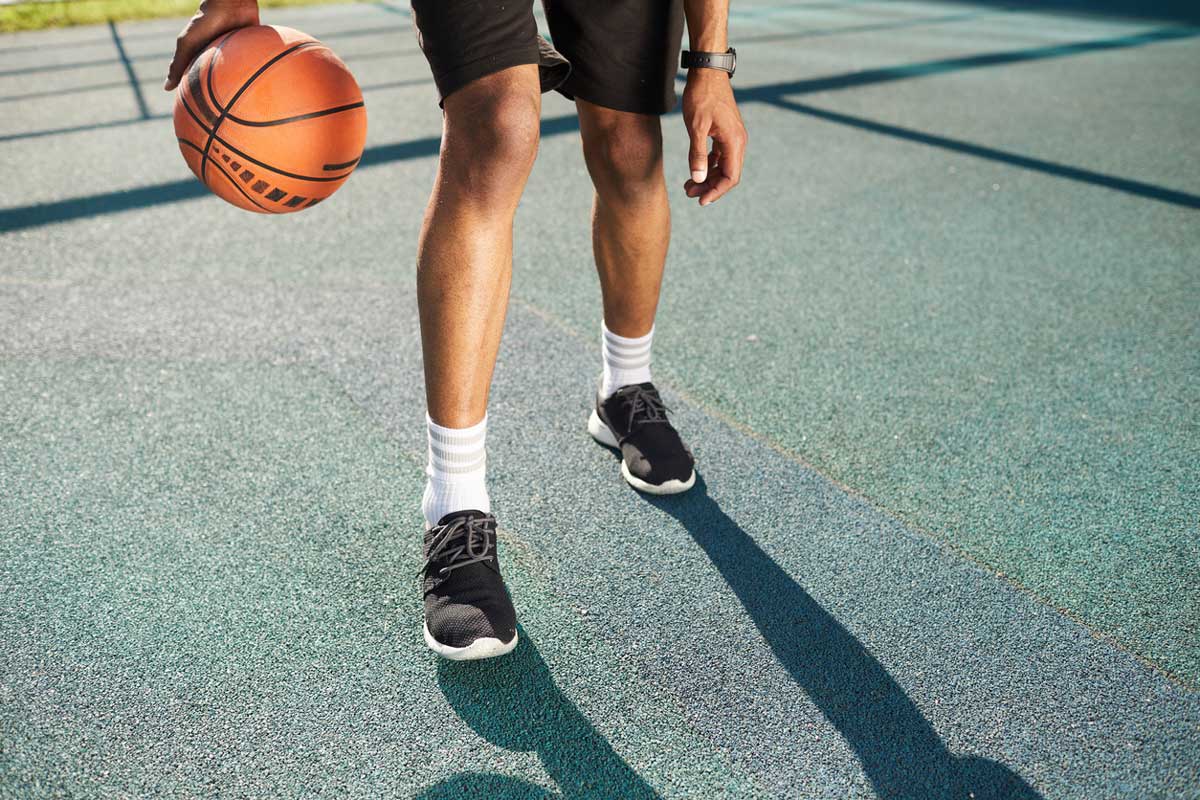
top-left (173, 25), bottom-right (367, 214)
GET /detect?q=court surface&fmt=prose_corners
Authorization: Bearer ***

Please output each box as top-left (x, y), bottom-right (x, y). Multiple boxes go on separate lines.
top-left (2, 1), bottom-right (1198, 796)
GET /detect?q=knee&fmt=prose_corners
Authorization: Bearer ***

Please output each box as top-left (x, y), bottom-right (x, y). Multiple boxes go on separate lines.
top-left (582, 112), bottom-right (664, 199)
top-left (441, 88), bottom-right (541, 196)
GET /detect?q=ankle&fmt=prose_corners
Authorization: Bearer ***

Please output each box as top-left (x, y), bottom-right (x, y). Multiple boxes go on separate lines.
top-left (422, 414), bottom-right (490, 527)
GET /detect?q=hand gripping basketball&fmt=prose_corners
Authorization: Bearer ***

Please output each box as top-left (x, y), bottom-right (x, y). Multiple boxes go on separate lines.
top-left (172, 24), bottom-right (367, 213)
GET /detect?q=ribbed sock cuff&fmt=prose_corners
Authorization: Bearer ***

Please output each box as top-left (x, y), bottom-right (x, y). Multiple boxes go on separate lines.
top-left (601, 321), bottom-right (654, 398)
top-left (423, 414), bottom-right (490, 526)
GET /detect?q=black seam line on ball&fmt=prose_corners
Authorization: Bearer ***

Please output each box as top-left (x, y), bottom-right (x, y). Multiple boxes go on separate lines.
top-left (323, 157), bottom-right (360, 171)
top-left (199, 40), bottom-right (320, 184)
top-left (193, 28), bottom-right (244, 185)
top-left (180, 92), bottom-right (352, 183)
top-left (177, 137), bottom-right (271, 212)
top-left (186, 58), bottom-right (217, 126)
top-left (226, 100), bottom-right (364, 127)
top-left (203, 29), bottom-right (241, 114)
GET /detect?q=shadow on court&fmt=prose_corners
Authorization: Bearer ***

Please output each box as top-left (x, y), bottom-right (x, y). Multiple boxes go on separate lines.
top-left (418, 631), bottom-right (659, 800)
top-left (3, 21), bottom-right (1197, 232)
top-left (926, 0), bottom-right (1200, 24)
top-left (646, 475), bottom-right (1043, 800)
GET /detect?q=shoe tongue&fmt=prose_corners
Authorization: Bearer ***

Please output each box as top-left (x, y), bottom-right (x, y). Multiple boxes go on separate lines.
top-left (614, 381), bottom-right (656, 398)
top-left (434, 509), bottom-right (490, 527)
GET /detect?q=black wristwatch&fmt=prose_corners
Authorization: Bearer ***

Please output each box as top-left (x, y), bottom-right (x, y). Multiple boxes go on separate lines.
top-left (681, 47), bottom-right (736, 78)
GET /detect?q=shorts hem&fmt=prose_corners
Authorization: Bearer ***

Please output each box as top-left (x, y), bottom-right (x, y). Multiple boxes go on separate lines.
top-left (556, 80), bottom-right (678, 116)
top-left (434, 43), bottom-right (543, 106)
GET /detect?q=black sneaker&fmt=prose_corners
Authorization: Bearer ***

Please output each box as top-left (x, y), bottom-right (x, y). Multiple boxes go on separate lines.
top-left (419, 510), bottom-right (518, 660)
top-left (587, 382), bottom-right (696, 495)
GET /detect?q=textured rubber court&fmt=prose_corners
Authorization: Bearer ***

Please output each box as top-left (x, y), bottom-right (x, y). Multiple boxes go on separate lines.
top-left (2, 1), bottom-right (1199, 796)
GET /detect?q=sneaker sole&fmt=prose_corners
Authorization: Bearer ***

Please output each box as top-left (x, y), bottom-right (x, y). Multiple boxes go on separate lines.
top-left (587, 409), bottom-right (697, 495)
top-left (423, 622), bottom-right (518, 661)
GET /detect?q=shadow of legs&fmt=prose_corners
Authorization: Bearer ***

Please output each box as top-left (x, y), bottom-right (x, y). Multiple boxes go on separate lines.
top-left (645, 475), bottom-right (1042, 800)
top-left (417, 772), bottom-right (550, 800)
top-left (423, 631), bottom-right (659, 800)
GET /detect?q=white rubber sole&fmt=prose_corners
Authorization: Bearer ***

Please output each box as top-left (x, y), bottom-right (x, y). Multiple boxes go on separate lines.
top-left (423, 622), bottom-right (518, 661)
top-left (587, 410), bottom-right (697, 495)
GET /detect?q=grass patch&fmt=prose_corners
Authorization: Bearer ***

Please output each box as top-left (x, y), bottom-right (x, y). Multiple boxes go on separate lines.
top-left (0, 0), bottom-right (360, 33)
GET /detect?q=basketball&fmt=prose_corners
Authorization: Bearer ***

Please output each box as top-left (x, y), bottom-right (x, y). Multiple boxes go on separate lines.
top-left (173, 25), bottom-right (367, 214)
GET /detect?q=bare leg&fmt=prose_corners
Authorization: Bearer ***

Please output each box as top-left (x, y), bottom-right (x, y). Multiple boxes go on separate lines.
top-left (578, 99), bottom-right (695, 494)
top-left (417, 68), bottom-right (540, 661)
top-left (576, 98), bottom-right (670, 339)
top-left (417, 65), bottom-right (542, 427)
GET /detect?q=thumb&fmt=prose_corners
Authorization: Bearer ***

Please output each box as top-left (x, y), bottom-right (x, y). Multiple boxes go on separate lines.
top-left (689, 121), bottom-right (710, 184)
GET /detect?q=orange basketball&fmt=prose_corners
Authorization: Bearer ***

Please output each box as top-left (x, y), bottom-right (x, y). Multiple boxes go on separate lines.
top-left (174, 25), bottom-right (367, 214)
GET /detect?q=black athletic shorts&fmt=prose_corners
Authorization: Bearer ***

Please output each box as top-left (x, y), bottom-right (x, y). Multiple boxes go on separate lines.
top-left (410, 0), bottom-right (685, 115)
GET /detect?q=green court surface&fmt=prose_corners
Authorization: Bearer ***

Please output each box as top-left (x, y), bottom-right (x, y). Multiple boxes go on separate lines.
top-left (2, 1), bottom-right (1198, 797)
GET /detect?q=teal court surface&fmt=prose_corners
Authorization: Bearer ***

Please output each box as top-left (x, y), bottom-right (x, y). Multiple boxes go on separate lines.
top-left (2, 0), bottom-right (1199, 796)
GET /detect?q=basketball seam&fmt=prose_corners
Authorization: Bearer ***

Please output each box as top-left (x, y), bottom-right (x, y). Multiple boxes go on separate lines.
top-left (202, 29), bottom-right (239, 114)
top-left (193, 28), bottom-right (242, 188)
top-left (225, 100), bottom-right (364, 128)
top-left (177, 137), bottom-right (270, 212)
top-left (180, 95), bottom-right (354, 184)
top-left (199, 36), bottom-right (320, 187)
top-left (323, 157), bottom-right (360, 172)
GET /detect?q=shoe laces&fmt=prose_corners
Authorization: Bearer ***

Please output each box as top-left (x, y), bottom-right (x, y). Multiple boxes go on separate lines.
top-left (620, 385), bottom-right (670, 426)
top-left (419, 514), bottom-right (496, 578)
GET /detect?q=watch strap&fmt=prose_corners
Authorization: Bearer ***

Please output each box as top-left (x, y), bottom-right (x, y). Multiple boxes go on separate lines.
top-left (681, 48), bottom-right (736, 76)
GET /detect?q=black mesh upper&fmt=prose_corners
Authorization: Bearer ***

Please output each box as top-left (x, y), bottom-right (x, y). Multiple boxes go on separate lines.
top-left (422, 511), bottom-right (517, 648)
top-left (598, 383), bottom-right (695, 485)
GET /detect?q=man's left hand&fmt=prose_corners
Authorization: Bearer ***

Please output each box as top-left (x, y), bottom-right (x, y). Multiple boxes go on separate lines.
top-left (682, 68), bottom-right (747, 206)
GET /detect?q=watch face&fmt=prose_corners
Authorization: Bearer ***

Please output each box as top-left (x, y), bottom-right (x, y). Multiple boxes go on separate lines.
top-left (729, 48), bottom-right (737, 76)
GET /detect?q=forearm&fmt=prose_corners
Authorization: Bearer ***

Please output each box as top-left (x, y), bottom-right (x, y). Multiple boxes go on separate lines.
top-left (683, 0), bottom-right (729, 53)
top-left (680, 0), bottom-right (745, 205)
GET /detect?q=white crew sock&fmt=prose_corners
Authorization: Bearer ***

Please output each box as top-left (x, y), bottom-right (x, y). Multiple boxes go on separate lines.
top-left (421, 414), bottom-right (490, 528)
top-left (600, 321), bottom-right (654, 399)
